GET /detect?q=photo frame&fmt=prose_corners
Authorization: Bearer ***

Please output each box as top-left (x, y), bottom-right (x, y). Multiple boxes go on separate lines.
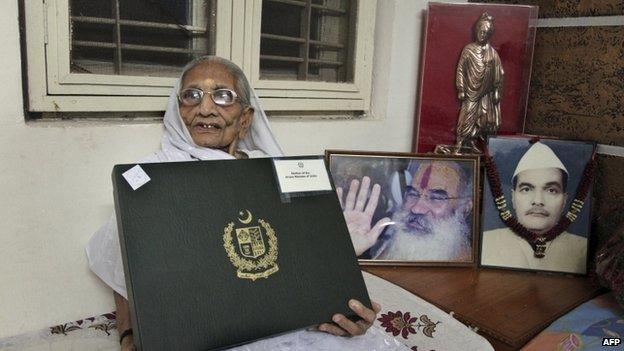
top-left (326, 150), bottom-right (480, 266)
top-left (414, 2), bottom-right (538, 153)
top-left (480, 136), bottom-right (596, 274)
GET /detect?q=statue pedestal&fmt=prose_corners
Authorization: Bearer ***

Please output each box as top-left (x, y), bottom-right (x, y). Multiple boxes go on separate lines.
top-left (434, 144), bottom-right (482, 155)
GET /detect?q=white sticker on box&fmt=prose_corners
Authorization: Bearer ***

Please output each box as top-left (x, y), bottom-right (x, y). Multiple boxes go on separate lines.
top-left (273, 158), bottom-right (332, 194)
top-left (122, 165), bottom-right (151, 190)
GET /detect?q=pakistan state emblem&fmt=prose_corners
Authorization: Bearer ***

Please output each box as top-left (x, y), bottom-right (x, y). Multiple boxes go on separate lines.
top-left (223, 209), bottom-right (279, 280)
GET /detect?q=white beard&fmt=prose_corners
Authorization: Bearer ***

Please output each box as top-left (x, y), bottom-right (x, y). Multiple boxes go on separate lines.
top-left (372, 210), bottom-right (471, 261)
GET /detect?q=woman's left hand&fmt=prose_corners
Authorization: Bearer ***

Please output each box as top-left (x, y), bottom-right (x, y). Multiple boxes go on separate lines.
top-left (318, 299), bottom-right (381, 336)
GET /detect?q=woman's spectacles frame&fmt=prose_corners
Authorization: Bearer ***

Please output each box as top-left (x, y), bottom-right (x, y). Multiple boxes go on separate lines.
top-left (178, 88), bottom-right (240, 107)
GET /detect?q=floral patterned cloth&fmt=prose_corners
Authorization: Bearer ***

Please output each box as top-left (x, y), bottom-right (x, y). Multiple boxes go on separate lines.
top-left (364, 272), bottom-right (493, 351)
top-left (521, 292), bottom-right (624, 351)
top-left (0, 272), bottom-right (493, 351)
top-left (0, 313), bottom-right (119, 351)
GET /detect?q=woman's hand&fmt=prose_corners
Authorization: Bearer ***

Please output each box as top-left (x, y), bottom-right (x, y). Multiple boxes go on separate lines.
top-left (120, 334), bottom-right (136, 351)
top-left (114, 291), bottom-right (135, 350)
top-left (318, 299), bottom-right (381, 336)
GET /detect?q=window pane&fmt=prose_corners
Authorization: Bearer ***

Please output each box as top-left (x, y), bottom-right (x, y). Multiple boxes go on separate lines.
top-left (70, 0), bottom-right (216, 77)
top-left (260, 0), bottom-right (356, 83)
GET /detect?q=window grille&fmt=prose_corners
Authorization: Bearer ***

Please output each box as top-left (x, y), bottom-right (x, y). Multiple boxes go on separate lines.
top-left (69, 0), bottom-right (216, 77)
top-left (259, 0), bottom-right (355, 82)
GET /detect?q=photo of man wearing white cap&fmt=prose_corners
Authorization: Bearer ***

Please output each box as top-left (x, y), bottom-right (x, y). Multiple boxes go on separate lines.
top-left (481, 139), bottom-right (594, 274)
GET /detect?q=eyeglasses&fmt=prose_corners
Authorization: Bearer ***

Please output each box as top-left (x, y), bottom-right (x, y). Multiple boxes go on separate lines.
top-left (178, 88), bottom-right (239, 107)
top-left (404, 187), bottom-right (464, 205)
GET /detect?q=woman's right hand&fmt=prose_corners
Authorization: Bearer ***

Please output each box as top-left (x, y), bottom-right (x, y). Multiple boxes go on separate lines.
top-left (121, 334), bottom-right (136, 351)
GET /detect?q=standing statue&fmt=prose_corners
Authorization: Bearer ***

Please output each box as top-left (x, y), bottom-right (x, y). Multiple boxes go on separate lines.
top-left (454, 12), bottom-right (504, 154)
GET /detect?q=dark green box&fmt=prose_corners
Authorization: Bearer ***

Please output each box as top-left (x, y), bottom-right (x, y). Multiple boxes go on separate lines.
top-left (113, 157), bottom-right (370, 351)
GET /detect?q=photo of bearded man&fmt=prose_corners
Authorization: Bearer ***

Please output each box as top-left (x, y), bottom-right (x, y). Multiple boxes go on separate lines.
top-left (327, 152), bottom-right (478, 264)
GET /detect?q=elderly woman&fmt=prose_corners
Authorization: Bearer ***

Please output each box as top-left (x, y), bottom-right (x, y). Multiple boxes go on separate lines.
top-left (86, 56), bottom-right (381, 351)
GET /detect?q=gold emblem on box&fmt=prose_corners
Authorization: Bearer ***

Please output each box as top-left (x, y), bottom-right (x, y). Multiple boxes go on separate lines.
top-left (223, 209), bottom-right (279, 280)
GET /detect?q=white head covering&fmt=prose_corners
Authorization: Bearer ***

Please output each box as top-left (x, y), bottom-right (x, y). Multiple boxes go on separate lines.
top-left (156, 56), bottom-right (283, 161)
top-left (86, 57), bottom-right (283, 297)
top-left (512, 141), bottom-right (568, 181)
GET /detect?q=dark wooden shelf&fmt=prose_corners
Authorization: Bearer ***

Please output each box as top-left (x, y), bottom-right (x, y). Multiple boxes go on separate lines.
top-left (363, 266), bottom-right (603, 350)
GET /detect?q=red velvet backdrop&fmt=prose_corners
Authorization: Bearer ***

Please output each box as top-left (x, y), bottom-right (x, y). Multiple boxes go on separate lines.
top-left (414, 3), bottom-right (538, 153)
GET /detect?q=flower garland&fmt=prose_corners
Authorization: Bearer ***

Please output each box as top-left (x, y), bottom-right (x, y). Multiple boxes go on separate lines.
top-left (483, 140), bottom-right (596, 258)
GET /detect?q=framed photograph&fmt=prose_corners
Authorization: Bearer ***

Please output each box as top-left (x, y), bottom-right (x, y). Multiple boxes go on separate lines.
top-left (480, 136), bottom-right (596, 274)
top-left (414, 2), bottom-right (538, 153)
top-left (326, 150), bottom-right (480, 266)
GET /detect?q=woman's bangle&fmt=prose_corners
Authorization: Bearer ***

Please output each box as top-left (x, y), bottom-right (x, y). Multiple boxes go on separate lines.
top-left (119, 328), bottom-right (133, 344)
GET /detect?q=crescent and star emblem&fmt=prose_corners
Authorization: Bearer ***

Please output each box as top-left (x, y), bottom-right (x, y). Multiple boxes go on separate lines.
top-left (238, 209), bottom-right (253, 224)
top-left (224, 209), bottom-right (279, 281)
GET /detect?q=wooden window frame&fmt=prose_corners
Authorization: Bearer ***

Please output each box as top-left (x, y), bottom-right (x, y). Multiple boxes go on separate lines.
top-left (23, 0), bottom-right (376, 113)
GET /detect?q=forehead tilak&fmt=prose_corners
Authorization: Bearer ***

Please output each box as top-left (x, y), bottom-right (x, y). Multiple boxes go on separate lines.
top-left (414, 163), bottom-right (460, 191)
top-left (419, 164), bottom-right (433, 189)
